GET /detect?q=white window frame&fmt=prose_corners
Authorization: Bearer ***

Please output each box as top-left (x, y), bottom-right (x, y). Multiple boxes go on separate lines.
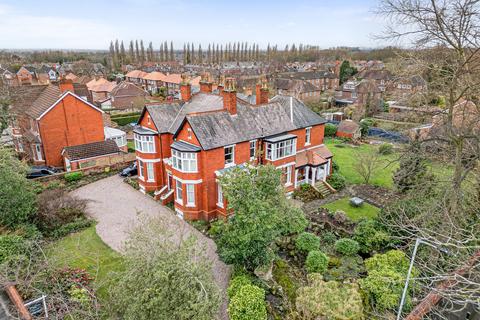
top-left (265, 139), bottom-right (296, 161)
top-left (224, 145), bottom-right (235, 167)
top-left (172, 150), bottom-right (198, 173)
top-left (138, 160), bottom-right (144, 179)
top-left (33, 144), bottom-right (43, 161)
top-left (186, 184), bottom-right (195, 207)
top-left (217, 182), bottom-right (224, 208)
top-left (305, 127), bottom-right (311, 146)
top-left (175, 179), bottom-right (183, 205)
top-left (146, 162), bottom-right (155, 182)
top-left (285, 166), bottom-right (292, 186)
top-left (134, 134), bottom-right (155, 153)
top-left (249, 140), bottom-right (256, 160)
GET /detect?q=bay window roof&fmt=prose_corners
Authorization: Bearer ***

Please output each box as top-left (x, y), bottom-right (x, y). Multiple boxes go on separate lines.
top-left (264, 133), bottom-right (297, 143)
top-left (133, 126), bottom-right (157, 135)
top-left (171, 140), bottom-right (201, 152)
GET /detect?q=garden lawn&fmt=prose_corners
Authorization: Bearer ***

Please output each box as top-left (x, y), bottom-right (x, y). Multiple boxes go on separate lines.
top-left (322, 197), bottom-right (380, 221)
top-left (47, 226), bottom-right (123, 300)
top-left (325, 138), bottom-right (398, 188)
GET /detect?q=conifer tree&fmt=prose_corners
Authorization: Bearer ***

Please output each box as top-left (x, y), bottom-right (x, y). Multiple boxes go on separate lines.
top-left (135, 40), bottom-right (140, 64)
top-left (170, 41), bottom-right (174, 61)
top-left (120, 41), bottom-right (126, 64)
top-left (129, 40), bottom-right (135, 63)
top-left (140, 40), bottom-right (145, 63)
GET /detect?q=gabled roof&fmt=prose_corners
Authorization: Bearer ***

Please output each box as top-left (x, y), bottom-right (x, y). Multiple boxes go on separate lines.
top-left (110, 81), bottom-right (146, 97)
top-left (141, 92), bottom-right (326, 150)
top-left (125, 70), bottom-right (148, 78)
top-left (162, 73), bottom-right (182, 84)
top-left (10, 84), bottom-right (102, 119)
top-left (143, 71), bottom-right (166, 81)
top-left (278, 70), bottom-right (336, 80)
top-left (274, 78), bottom-right (320, 93)
top-left (63, 140), bottom-right (120, 161)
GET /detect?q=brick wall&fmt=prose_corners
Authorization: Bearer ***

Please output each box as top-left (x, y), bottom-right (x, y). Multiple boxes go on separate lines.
top-left (39, 94), bottom-right (105, 167)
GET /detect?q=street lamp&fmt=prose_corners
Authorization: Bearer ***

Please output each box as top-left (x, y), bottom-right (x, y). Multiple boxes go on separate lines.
top-left (397, 237), bottom-right (449, 320)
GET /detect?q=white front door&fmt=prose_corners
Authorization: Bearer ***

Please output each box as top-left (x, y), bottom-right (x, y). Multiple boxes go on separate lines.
top-left (34, 144), bottom-right (43, 161)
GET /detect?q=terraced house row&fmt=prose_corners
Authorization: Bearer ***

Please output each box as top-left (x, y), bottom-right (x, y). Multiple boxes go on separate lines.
top-left (134, 76), bottom-right (334, 220)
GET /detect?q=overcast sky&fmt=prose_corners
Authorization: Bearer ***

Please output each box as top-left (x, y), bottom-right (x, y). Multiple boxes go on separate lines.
top-left (0, 0), bottom-right (388, 50)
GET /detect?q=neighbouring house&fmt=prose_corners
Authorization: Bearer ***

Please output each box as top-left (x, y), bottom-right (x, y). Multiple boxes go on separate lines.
top-left (274, 78), bottom-right (322, 101)
top-left (88, 80), bottom-right (117, 103)
top-left (321, 112), bottom-right (344, 122)
top-left (277, 69), bottom-right (339, 91)
top-left (335, 79), bottom-right (383, 115)
top-left (336, 120), bottom-right (361, 140)
top-left (9, 79), bottom-right (120, 169)
top-left (143, 71), bottom-right (166, 94)
top-left (65, 72), bottom-right (78, 81)
top-left (16, 66), bottom-right (36, 85)
top-left (125, 70), bottom-right (148, 87)
top-left (356, 69), bottom-right (393, 92)
top-left (110, 81), bottom-right (147, 111)
top-left (134, 77), bottom-right (334, 221)
top-left (0, 66), bottom-right (18, 86)
top-left (37, 65), bottom-right (58, 84)
top-left (391, 75), bottom-right (427, 99)
top-left (162, 73), bottom-right (183, 95)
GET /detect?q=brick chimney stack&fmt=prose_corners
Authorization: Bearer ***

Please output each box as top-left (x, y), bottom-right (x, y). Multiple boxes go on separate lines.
top-left (199, 72), bottom-right (213, 93)
top-left (180, 74), bottom-right (192, 101)
top-left (59, 78), bottom-right (74, 93)
top-left (217, 75), bottom-right (225, 95)
top-left (255, 76), bottom-right (269, 105)
top-left (223, 77), bottom-right (237, 115)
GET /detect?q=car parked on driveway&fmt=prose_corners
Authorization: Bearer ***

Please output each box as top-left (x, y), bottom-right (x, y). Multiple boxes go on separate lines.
top-left (26, 166), bottom-right (60, 179)
top-left (120, 162), bottom-right (137, 177)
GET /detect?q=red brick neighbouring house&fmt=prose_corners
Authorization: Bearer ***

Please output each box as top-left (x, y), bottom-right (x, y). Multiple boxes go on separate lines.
top-left (9, 79), bottom-right (120, 168)
top-left (134, 78), bottom-right (334, 221)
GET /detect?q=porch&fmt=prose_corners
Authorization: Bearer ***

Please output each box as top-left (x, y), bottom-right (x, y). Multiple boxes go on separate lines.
top-left (294, 161), bottom-right (331, 188)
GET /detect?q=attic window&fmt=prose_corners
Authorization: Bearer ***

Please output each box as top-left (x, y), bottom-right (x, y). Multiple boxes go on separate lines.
top-left (147, 115), bottom-right (151, 125)
top-left (187, 128), bottom-right (192, 140)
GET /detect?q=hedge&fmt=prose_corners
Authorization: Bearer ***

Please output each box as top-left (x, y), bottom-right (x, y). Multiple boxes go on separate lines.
top-left (64, 171), bottom-right (83, 182)
top-left (111, 115), bottom-right (140, 126)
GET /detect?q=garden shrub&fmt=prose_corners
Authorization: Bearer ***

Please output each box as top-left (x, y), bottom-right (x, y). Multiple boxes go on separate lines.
top-left (295, 232), bottom-right (320, 253)
top-left (227, 275), bottom-right (252, 298)
top-left (353, 219), bottom-right (391, 254)
top-left (305, 250), bottom-right (329, 274)
top-left (64, 171), bottom-right (83, 182)
top-left (325, 255), bottom-right (365, 281)
top-left (207, 219), bottom-right (226, 239)
top-left (360, 250), bottom-right (415, 311)
top-left (0, 235), bottom-right (30, 263)
top-left (48, 218), bottom-right (94, 239)
top-left (36, 189), bottom-right (89, 235)
top-left (296, 274), bottom-right (364, 320)
top-left (334, 238), bottom-right (360, 256)
top-left (378, 143), bottom-right (394, 155)
top-left (332, 160), bottom-right (339, 173)
top-left (228, 284), bottom-right (267, 320)
top-left (272, 259), bottom-right (300, 303)
top-left (324, 123), bottom-right (337, 137)
top-left (321, 231), bottom-right (337, 245)
top-left (293, 184), bottom-right (321, 202)
top-left (326, 172), bottom-right (346, 190)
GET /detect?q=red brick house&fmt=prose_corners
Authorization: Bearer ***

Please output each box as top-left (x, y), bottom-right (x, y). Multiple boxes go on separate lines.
top-left (9, 79), bottom-right (118, 168)
top-left (134, 78), bottom-right (333, 221)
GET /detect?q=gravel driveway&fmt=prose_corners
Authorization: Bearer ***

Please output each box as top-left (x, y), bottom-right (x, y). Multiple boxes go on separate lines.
top-left (71, 175), bottom-right (231, 319)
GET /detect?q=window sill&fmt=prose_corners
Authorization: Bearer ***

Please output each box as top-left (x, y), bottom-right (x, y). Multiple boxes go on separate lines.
top-left (175, 199), bottom-right (183, 206)
top-left (138, 176), bottom-right (145, 181)
top-left (147, 179), bottom-right (155, 183)
top-left (217, 203), bottom-right (224, 208)
top-left (305, 143), bottom-right (311, 147)
top-left (285, 183), bottom-right (293, 187)
top-left (186, 203), bottom-right (196, 208)
top-left (224, 162), bottom-right (235, 168)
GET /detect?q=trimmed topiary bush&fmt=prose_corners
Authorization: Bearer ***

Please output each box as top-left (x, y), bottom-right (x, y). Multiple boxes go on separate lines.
top-left (327, 172), bottom-right (346, 190)
top-left (64, 171), bottom-right (83, 182)
top-left (324, 123), bottom-right (337, 137)
top-left (334, 238), bottom-right (360, 256)
top-left (228, 284), bottom-right (267, 320)
top-left (295, 232), bottom-right (321, 253)
top-left (353, 219), bottom-right (392, 254)
top-left (227, 275), bottom-right (252, 299)
top-left (305, 250), bottom-right (329, 274)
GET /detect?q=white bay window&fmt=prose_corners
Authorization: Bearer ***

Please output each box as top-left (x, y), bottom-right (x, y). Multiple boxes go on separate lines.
top-left (266, 139), bottom-right (296, 161)
top-left (134, 134), bottom-right (155, 153)
top-left (172, 150), bottom-right (197, 172)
